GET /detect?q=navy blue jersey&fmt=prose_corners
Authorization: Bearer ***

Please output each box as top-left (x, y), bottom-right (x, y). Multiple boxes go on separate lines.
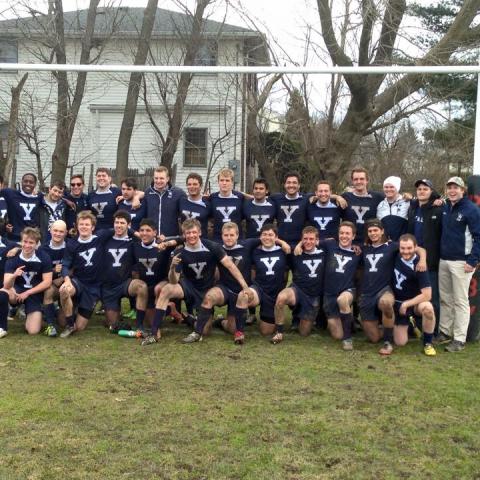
top-left (102, 236), bottom-right (135, 285)
top-left (5, 250), bottom-right (52, 292)
top-left (61, 229), bottom-right (113, 285)
top-left (175, 239), bottom-right (226, 290)
top-left (87, 187), bottom-right (121, 231)
top-left (0, 188), bottom-right (40, 240)
top-left (251, 245), bottom-right (288, 297)
top-left (323, 239), bottom-right (361, 295)
top-left (392, 254), bottom-right (431, 302)
top-left (342, 191), bottom-right (384, 244)
top-left (361, 242), bottom-right (398, 295)
top-left (210, 191), bottom-right (244, 241)
top-left (307, 201), bottom-right (342, 240)
top-left (40, 240), bottom-right (68, 280)
top-left (0, 194), bottom-right (7, 220)
top-left (219, 238), bottom-right (260, 293)
top-left (291, 247), bottom-right (325, 297)
top-left (271, 193), bottom-right (310, 244)
top-left (64, 192), bottom-right (89, 230)
top-left (118, 199), bottom-right (147, 232)
top-left (0, 236), bottom-right (19, 283)
top-left (243, 198), bottom-right (276, 238)
top-left (133, 241), bottom-right (170, 286)
top-left (179, 196), bottom-right (211, 238)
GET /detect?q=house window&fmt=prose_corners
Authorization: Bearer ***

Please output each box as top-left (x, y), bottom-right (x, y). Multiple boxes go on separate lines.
top-left (194, 41), bottom-right (217, 66)
top-left (0, 123), bottom-right (7, 155)
top-left (184, 128), bottom-right (207, 167)
top-left (0, 39), bottom-right (18, 63)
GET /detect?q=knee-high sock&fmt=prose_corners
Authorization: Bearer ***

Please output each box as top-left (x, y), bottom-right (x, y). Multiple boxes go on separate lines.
top-left (151, 309), bottom-right (166, 336)
top-left (195, 307), bottom-right (212, 335)
top-left (0, 291), bottom-right (9, 330)
top-left (44, 303), bottom-right (56, 326)
top-left (136, 309), bottom-right (145, 329)
top-left (340, 312), bottom-right (353, 340)
top-left (235, 307), bottom-right (247, 333)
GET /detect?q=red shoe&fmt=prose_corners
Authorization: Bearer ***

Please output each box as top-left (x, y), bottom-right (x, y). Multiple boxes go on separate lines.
top-left (167, 302), bottom-right (183, 323)
top-left (234, 331), bottom-right (245, 345)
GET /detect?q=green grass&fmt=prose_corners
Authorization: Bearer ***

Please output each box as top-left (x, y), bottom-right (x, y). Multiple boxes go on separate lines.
top-left (0, 315), bottom-right (479, 480)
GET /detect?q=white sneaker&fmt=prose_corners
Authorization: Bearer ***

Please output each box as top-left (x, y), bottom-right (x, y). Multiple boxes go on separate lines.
top-left (0, 328), bottom-right (8, 338)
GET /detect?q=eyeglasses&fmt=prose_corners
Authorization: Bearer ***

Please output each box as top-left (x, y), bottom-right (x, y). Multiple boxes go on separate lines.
top-left (70, 183), bottom-right (83, 187)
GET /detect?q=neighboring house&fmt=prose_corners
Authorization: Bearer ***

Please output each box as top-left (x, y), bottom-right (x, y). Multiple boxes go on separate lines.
top-left (0, 7), bottom-right (268, 189)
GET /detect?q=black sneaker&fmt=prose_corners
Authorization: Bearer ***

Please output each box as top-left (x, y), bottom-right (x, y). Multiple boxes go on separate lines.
top-left (434, 332), bottom-right (451, 345)
top-left (445, 339), bottom-right (465, 352)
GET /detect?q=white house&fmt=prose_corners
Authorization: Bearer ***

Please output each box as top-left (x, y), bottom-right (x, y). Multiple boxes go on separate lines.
top-left (0, 6), bottom-right (268, 190)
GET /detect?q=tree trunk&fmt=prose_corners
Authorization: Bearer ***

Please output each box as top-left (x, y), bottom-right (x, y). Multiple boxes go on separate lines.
top-left (116, 0), bottom-right (159, 184)
top-left (0, 73), bottom-right (28, 184)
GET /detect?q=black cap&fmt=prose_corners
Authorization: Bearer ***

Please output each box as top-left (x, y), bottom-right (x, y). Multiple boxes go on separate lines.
top-left (365, 218), bottom-right (383, 229)
top-left (415, 178), bottom-right (433, 189)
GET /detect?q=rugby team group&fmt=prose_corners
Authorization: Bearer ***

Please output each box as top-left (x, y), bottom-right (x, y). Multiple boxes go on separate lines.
top-left (0, 165), bottom-right (478, 356)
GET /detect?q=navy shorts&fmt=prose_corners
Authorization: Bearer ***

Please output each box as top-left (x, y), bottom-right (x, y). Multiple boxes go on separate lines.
top-left (323, 289), bottom-right (355, 319)
top-left (290, 284), bottom-right (320, 321)
top-left (71, 278), bottom-right (101, 318)
top-left (360, 287), bottom-right (393, 322)
top-left (251, 282), bottom-right (276, 324)
top-left (394, 300), bottom-right (415, 326)
top-left (217, 284), bottom-right (239, 313)
top-left (102, 280), bottom-right (131, 311)
top-left (180, 278), bottom-right (208, 310)
top-left (14, 287), bottom-right (43, 315)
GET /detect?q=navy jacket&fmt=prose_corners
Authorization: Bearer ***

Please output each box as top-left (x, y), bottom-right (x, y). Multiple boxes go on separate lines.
top-left (440, 197), bottom-right (480, 267)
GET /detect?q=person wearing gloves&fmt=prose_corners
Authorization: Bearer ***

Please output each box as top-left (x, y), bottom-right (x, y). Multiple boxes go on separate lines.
top-left (436, 177), bottom-right (480, 352)
top-left (376, 176), bottom-right (410, 241)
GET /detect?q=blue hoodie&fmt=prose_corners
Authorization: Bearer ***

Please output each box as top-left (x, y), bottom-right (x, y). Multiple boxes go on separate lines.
top-left (440, 196), bottom-right (480, 267)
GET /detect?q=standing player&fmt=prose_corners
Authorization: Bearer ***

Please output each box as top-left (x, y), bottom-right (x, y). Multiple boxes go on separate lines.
top-left (179, 173), bottom-right (211, 238)
top-left (210, 168), bottom-right (244, 242)
top-left (87, 168), bottom-right (121, 231)
top-left (322, 222), bottom-right (362, 350)
top-left (118, 177), bottom-right (146, 232)
top-left (37, 181), bottom-right (67, 242)
top-left (0, 227), bottom-right (52, 337)
top-left (142, 218), bottom-right (250, 346)
top-left (40, 220), bottom-right (69, 337)
top-left (392, 234), bottom-right (437, 356)
top-left (307, 180), bottom-right (343, 240)
top-left (243, 178), bottom-right (276, 239)
top-left (64, 174), bottom-right (89, 232)
top-left (272, 226), bottom-right (325, 343)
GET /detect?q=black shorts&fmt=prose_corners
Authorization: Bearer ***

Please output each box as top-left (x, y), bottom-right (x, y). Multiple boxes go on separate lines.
top-left (394, 300), bottom-right (415, 326)
top-left (290, 284), bottom-right (320, 322)
top-left (251, 282), bottom-right (276, 324)
top-left (359, 286), bottom-right (393, 322)
top-left (323, 289), bottom-right (355, 319)
top-left (216, 284), bottom-right (239, 313)
top-left (14, 287), bottom-right (43, 315)
top-left (102, 280), bottom-right (131, 311)
top-left (71, 278), bottom-right (101, 319)
top-left (180, 278), bottom-right (208, 310)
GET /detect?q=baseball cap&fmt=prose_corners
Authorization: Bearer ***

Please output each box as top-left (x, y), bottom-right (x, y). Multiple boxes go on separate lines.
top-left (414, 178), bottom-right (433, 189)
top-left (365, 218), bottom-right (383, 229)
top-left (446, 176), bottom-right (465, 188)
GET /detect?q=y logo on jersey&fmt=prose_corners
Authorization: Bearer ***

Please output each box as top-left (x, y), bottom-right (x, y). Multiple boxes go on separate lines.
top-left (334, 254), bottom-right (352, 273)
top-left (182, 210), bottom-right (200, 220)
top-left (216, 206), bottom-right (236, 223)
top-left (314, 217), bottom-right (332, 230)
top-left (21, 271), bottom-right (36, 289)
top-left (108, 248), bottom-right (128, 267)
top-left (189, 262), bottom-right (207, 279)
top-left (351, 206), bottom-right (369, 224)
top-left (79, 248), bottom-right (96, 267)
top-left (251, 215), bottom-right (270, 231)
top-left (280, 205), bottom-right (299, 223)
top-left (20, 203), bottom-right (36, 221)
top-left (139, 258), bottom-right (157, 275)
top-left (365, 253), bottom-right (384, 272)
top-left (394, 269), bottom-right (407, 290)
top-left (230, 256), bottom-right (243, 267)
top-left (91, 202), bottom-right (108, 218)
top-left (303, 259), bottom-right (323, 277)
top-left (260, 256), bottom-right (279, 275)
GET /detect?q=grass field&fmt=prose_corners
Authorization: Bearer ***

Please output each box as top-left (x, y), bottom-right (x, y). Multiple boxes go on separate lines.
top-left (0, 315), bottom-right (479, 480)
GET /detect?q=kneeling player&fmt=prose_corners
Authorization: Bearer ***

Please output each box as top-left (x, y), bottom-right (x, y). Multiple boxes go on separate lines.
top-left (322, 222), bottom-right (361, 350)
top-left (393, 234), bottom-right (436, 356)
top-left (101, 211), bottom-right (148, 329)
top-left (272, 226), bottom-right (325, 343)
top-left (143, 218), bottom-right (250, 346)
top-left (0, 227), bottom-right (52, 336)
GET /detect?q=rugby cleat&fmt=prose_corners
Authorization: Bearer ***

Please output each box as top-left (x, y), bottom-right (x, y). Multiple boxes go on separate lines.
top-left (60, 326), bottom-right (76, 338)
top-left (0, 328), bottom-right (8, 338)
top-left (423, 343), bottom-right (437, 356)
top-left (141, 334), bottom-right (158, 346)
top-left (182, 332), bottom-right (202, 344)
top-left (234, 331), bottom-right (245, 345)
top-left (342, 339), bottom-right (354, 351)
top-left (44, 325), bottom-right (58, 337)
top-left (379, 341), bottom-right (393, 356)
top-left (270, 332), bottom-right (283, 345)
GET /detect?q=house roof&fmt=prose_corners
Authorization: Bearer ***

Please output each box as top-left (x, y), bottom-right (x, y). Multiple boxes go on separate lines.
top-left (0, 7), bottom-right (269, 64)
